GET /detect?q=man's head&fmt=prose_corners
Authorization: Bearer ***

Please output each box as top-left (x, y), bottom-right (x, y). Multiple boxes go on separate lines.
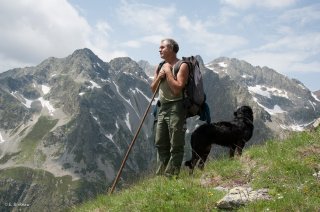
top-left (162, 38), bottom-right (179, 53)
top-left (159, 38), bottom-right (179, 60)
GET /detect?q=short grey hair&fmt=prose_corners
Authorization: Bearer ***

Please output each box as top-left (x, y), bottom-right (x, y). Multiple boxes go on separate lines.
top-left (161, 38), bottom-right (179, 53)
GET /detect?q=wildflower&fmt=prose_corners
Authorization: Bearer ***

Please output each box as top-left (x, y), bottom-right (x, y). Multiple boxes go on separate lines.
top-left (277, 194), bottom-right (283, 199)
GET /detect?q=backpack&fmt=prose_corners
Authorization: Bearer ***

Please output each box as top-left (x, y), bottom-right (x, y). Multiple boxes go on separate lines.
top-left (157, 56), bottom-right (208, 119)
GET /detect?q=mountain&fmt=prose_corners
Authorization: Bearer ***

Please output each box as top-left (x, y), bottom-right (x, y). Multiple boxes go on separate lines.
top-left (205, 57), bottom-right (320, 134)
top-left (137, 60), bottom-right (155, 77)
top-left (0, 49), bottom-right (319, 211)
top-left (0, 49), bottom-right (156, 211)
top-left (314, 90), bottom-right (320, 100)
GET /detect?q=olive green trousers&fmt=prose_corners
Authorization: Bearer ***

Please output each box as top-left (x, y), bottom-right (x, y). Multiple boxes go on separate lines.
top-left (154, 100), bottom-right (187, 176)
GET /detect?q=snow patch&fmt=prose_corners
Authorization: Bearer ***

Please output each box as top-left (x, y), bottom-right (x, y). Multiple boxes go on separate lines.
top-left (268, 105), bottom-right (286, 114)
top-left (308, 100), bottom-right (316, 111)
top-left (298, 84), bottom-right (306, 90)
top-left (10, 91), bottom-right (33, 108)
top-left (218, 62), bottom-right (228, 68)
top-left (204, 64), bottom-right (219, 74)
top-left (23, 97), bottom-right (33, 108)
top-left (252, 97), bottom-right (286, 115)
top-left (311, 93), bottom-right (320, 102)
top-left (241, 74), bottom-right (253, 79)
top-left (248, 85), bottom-right (289, 99)
top-left (38, 97), bottom-right (55, 116)
top-left (106, 133), bottom-right (121, 153)
top-left (113, 81), bottom-right (132, 105)
top-left (79, 92), bottom-right (85, 96)
top-left (90, 112), bottom-right (100, 124)
top-left (0, 133), bottom-right (5, 143)
top-left (41, 85), bottom-right (51, 95)
top-left (106, 134), bottom-right (113, 141)
top-left (125, 113), bottom-right (132, 132)
top-left (136, 88), bottom-right (151, 102)
top-left (280, 124), bottom-right (304, 132)
top-left (11, 91), bottom-right (56, 115)
top-left (88, 80), bottom-right (101, 89)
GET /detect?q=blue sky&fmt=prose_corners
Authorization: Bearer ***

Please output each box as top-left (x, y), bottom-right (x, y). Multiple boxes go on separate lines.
top-left (0, 0), bottom-right (319, 91)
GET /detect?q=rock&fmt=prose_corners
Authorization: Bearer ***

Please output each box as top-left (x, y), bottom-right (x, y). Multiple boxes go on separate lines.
top-left (313, 171), bottom-right (320, 180)
top-left (217, 186), bottom-right (271, 209)
top-left (214, 186), bottom-right (228, 192)
top-left (312, 118), bottom-right (320, 129)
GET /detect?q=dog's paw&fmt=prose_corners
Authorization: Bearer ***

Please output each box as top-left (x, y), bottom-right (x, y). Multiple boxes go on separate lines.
top-left (198, 163), bottom-right (204, 170)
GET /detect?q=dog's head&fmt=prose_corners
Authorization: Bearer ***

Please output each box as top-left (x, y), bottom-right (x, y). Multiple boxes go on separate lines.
top-left (234, 106), bottom-right (253, 122)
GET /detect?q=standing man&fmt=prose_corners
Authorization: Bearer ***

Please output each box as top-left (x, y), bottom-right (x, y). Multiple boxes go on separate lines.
top-left (150, 38), bottom-right (189, 177)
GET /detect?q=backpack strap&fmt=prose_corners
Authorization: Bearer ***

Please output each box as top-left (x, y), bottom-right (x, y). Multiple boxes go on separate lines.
top-left (173, 60), bottom-right (188, 78)
top-left (156, 60), bottom-right (166, 74)
top-left (158, 60), bottom-right (188, 79)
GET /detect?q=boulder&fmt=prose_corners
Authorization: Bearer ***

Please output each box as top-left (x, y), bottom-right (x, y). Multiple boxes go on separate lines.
top-left (217, 186), bottom-right (271, 209)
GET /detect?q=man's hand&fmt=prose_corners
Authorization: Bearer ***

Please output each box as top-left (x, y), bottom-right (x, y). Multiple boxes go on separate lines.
top-left (161, 63), bottom-right (172, 75)
top-left (158, 68), bottom-right (166, 79)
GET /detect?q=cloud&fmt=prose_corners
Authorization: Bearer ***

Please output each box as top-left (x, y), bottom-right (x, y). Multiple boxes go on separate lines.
top-left (121, 40), bottom-right (141, 48)
top-left (279, 3), bottom-right (320, 26)
top-left (0, 0), bottom-right (91, 68)
top-left (236, 33), bottom-right (320, 73)
top-left (116, 1), bottom-right (175, 36)
top-left (177, 16), bottom-right (247, 58)
top-left (0, 0), bottom-right (127, 71)
top-left (221, 0), bottom-right (297, 9)
top-left (0, 0), bottom-right (90, 61)
top-left (88, 21), bottom-right (128, 61)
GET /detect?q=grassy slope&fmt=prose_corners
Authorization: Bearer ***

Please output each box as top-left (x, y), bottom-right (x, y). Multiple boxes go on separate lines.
top-left (72, 128), bottom-right (320, 211)
top-left (17, 116), bottom-right (58, 164)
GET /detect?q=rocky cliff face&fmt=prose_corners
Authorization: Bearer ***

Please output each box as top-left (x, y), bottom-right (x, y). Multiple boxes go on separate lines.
top-left (0, 50), bottom-right (319, 211)
top-left (314, 90), bottom-right (320, 100)
top-left (205, 57), bottom-right (320, 135)
top-left (0, 49), bottom-right (156, 211)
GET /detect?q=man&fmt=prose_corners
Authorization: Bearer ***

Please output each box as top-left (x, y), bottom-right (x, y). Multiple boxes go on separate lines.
top-left (150, 38), bottom-right (189, 177)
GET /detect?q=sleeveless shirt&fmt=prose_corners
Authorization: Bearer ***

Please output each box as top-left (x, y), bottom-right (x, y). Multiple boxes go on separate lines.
top-left (159, 61), bottom-right (183, 104)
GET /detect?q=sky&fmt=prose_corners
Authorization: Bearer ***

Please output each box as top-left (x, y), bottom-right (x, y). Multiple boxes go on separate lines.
top-left (0, 0), bottom-right (319, 91)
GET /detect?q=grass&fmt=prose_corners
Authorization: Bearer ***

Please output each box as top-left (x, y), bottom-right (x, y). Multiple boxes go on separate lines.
top-left (72, 128), bottom-right (320, 211)
top-left (17, 116), bottom-right (58, 164)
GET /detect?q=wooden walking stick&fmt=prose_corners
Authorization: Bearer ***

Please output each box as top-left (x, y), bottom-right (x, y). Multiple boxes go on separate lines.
top-left (108, 81), bottom-right (161, 195)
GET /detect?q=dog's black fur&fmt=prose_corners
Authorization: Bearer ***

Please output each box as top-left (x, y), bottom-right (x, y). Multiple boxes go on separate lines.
top-left (185, 106), bottom-right (254, 172)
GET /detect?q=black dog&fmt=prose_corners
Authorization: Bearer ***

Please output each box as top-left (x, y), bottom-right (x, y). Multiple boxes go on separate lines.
top-left (185, 106), bottom-right (254, 172)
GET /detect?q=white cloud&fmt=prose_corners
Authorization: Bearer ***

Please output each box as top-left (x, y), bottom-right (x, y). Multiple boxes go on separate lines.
top-left (116, 1), bottom-right (175, 35)
top-left (237, 36), bottom-right (320, 74)
top-left (221, 0), bottom-right (297, 9)
top-left (141, 35), bottom-right (165, 44)
top-left (227, 3), bottom-right (320, 75)
top-left (0, 0), bottom-right (127, 71)
top-left (121, 40), bottom-right (141, 48)
top-left (279, 4), bottom-right (320, 26)
top-left (0, 0), bottom-right (91, 67)
top-left (87, 20), bottom-right (128, 61)
top-left (177, 16), bottom-right (247, 57)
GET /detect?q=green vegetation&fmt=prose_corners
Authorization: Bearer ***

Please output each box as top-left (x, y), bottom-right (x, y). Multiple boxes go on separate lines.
top-left (17, 116), bottom-right (58, 164)
top-left (0, 166), bottom-right (108, 211)
top-left (0, 152), bottom-right (21, 164)
top-left (73, 128), bottom-right (320, 211)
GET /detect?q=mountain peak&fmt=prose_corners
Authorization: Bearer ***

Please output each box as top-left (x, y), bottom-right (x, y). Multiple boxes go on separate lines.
top-left (109, 57), bottom-right (148, 79)
top-left (72, 48), bottom-right (95, 56)
top-left (68, 48), bottom-right (102, 63)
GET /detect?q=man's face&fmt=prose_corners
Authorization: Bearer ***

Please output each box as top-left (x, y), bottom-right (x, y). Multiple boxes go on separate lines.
top-left (159, 40), bottom-right (172, 59)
